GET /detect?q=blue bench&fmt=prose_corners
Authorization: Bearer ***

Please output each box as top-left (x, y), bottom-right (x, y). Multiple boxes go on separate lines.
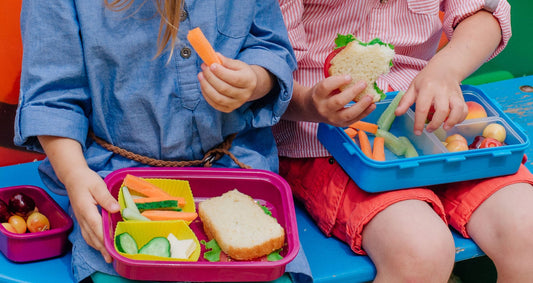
top-left (0, 76), bottom-right (532, 282)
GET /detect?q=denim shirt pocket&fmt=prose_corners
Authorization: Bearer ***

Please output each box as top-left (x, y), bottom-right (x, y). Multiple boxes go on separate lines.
top-left (406, 0), bottom-right (439, 15)
top-left (215, 0), bottom-right (254, 38)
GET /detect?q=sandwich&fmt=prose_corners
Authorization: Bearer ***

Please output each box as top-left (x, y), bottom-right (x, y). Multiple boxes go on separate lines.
top-left (198, 189), bottom-right (285, 260)
top-left (325, 34), bottom-right (395, 102)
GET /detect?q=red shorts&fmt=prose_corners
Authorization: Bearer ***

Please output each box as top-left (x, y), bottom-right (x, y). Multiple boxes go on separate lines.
top-left (279, 156), bottom-right (533, 255)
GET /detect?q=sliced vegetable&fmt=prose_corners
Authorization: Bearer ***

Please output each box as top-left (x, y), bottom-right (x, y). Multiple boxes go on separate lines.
top-left (187, 27), bottom-right (221, 66)
top-left (372, 136), bottom-right (386, 161)
top-left (399, 136), bottom-right (419, 158)
top-left (136, 200), bottom-right (181, 211)
top-left (140, 210), bottom-right (198, 222)
top-left (121, 207), bottom-right (151, 221)
top-left (357, 130), bottom-right (373, 158)
top-left (344, 127), bottom-right (358, 138)
top-left (139, 237), bottom-right (171, 258)
top-left (267, 249), bottom-right (284, 261)
top-left (123, 174), bottom-right (171, 198)
top-left (134, 196), bottom-right (186, 208)
top-left (122, 186), bottom-right (142, 215)
top-left (115, 232), bottom-right (138, 254)
top-left (377, 91), bottom-right (405, 131)
top-left (376, 129), bottom-right (407, 156)
top-left (200, 239), bottom-right (221, 262)
top-left (349, 120), bottom-right (378, 135)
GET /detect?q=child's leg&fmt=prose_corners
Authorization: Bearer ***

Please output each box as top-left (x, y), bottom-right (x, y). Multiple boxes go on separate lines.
top-left (467, 182), bottom-right (533, 281)
top-left (438, 165), bottom-right (533, 282)
top-left (362, 199), bottom-right (455, 283)
top-left (279, 156), bottom-right (456, 282)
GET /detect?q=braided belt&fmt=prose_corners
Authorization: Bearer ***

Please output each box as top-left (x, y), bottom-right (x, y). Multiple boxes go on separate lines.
top-left (88, 132), bottom-right (251, 169)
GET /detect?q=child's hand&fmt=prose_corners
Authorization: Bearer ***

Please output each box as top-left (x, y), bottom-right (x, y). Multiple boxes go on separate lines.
top-left (394, 66), bottom-right (468, 135)
top-left (289, 75), bottom-right (375, 126)
top-left (64, 167), bottom-right (120, 263)
top-left (198, 53), bottom-right (269, 113)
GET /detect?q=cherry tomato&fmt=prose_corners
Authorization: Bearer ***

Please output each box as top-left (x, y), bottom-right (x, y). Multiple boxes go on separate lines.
top-left (479, 137), bottom-right (503, 148)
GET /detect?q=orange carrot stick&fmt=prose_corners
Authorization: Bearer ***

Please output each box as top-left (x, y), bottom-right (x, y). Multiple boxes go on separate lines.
top-left (344, 127), bottom-right (358, 138)
top-left (187, 27), bottom-right (221, 66)
top-left (141, 210), bottom-right (198, 222)
top-left (134, 196), bottom-right (187, 208)
top-left (123, 174), bottom-right (171, 198)
top-left (358, 130), bottom-right (372, 158)
top-left (372, 136), bottom-right (386, 161)
top-left (349, 121), bottom-right (379, 135)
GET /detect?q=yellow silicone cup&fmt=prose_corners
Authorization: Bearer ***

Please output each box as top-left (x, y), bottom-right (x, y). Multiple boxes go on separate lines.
top-left (114, 220), bottom-right (200, 262)
top-left (118, 178), bottom-right (196, 220)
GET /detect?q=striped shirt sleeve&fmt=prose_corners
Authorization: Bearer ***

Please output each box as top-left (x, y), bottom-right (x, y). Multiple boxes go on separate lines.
top-left (441, 0), bottom-right (511, 61)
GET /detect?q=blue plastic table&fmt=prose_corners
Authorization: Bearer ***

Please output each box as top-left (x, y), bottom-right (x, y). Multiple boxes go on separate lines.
top-left (0, 75), bottom-right (532, 283)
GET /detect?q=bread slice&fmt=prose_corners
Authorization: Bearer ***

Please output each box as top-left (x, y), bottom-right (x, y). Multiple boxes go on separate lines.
top-left (328, 39), bottom-right (395, 102)
top-left (198, 189), bottom-right (285, 260)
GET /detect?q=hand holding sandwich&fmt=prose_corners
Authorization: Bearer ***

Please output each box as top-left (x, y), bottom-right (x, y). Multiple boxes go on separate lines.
top-left (282, 76), bottom-right (376, 127)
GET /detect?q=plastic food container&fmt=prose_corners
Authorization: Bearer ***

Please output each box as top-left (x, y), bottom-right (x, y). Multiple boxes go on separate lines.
top-left (318, 85), bottom-right (530, 192)
top-left (0, 185), bottom-right (73, 262)
top-left (102, 167), bottom-right (299, 282)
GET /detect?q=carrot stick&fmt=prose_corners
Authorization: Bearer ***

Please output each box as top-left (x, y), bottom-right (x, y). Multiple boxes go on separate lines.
top-left (344, 127), bottom-right (358, 138)
top-left (141, 210), bottom-right (198, 222)
top-left (187, 27), bottom-right (221, 66)
top-left (372, 136), bottom-right (386, 161)
top-left (348, 121), bottom-right (379, 135)
top-left (358, 130), bottom-right (372, 158)
top-left (134, 196), bottom-right (187, 208)
top-left (123, 174), bottom-right (171, 198)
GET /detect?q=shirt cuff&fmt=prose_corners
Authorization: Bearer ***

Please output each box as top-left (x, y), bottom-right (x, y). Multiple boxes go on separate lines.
top-left (14, 106), bottom-right (89, 152)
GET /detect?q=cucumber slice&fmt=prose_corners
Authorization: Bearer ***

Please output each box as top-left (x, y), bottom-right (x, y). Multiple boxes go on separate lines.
top-left (376, 129), bottom-right (407, 156)
top-left (377, 91), bottom-right (405, 131)
top-left (139, 237), bottom-right (171, 258)
top-left (115, 232), bottom-right (138, 254)
top-left (122, 207), bottom-right (150, 221)
top-left (136, 200), bottom-right (180, 211)
top-left (399, 136), bottom-right (419, 158)
top-left (122, 186), bottom-right (141, 215)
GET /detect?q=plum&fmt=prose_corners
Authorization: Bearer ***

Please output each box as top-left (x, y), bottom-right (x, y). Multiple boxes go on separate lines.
top-left (8, 193), bottom-right (36, 217)
top-left (0, 199), bottom-right (11, 222)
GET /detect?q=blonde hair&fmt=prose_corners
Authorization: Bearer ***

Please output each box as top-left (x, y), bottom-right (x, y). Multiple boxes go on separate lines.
top-left (105, 0), bottom-right (184, 58)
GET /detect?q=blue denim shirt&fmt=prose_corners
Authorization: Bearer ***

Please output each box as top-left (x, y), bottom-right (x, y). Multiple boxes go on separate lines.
top-left (15, 0), bottom-right (310, 282)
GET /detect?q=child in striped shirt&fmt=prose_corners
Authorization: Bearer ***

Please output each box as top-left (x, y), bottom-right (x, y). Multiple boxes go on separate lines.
top-left (274, 0), bottom-right (533, 281)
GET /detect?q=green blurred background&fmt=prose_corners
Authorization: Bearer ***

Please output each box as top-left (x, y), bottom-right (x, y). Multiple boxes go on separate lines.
top-left (463, 0), bottom-right (533, 85)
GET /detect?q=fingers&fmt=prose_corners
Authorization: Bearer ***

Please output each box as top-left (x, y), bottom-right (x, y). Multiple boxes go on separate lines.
top-left (395, 87), bottom-right (416, 116)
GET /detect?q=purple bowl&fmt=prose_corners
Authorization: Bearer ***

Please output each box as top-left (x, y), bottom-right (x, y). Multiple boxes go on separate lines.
top-left (0, 185), bottom-right (73, 262)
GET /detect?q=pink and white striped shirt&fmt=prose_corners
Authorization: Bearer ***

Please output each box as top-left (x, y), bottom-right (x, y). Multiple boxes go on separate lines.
top-left (273, 0), bottom-right (511, 158)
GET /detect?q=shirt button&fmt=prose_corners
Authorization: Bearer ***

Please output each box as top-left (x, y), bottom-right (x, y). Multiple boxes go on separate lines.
top-left (180, 10), bottom-right (188, 22)
top-left (180, 47), bottom-right (192, 59)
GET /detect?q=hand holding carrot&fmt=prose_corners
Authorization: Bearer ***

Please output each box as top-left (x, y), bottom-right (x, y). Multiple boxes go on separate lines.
top-left (197, 53), bottom-right (273, 113)
top-left (188, 27), bottom-right (274, 113)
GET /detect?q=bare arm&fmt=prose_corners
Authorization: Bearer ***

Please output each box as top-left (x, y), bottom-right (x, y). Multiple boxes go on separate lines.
top-left (396, 10), bottom-right (502, 135)
top-left (38, 135), bottom-right (119, 263)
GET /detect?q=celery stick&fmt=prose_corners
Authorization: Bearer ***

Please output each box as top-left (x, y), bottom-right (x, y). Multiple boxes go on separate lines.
top-left (377, 91), bottom-right (405, 131)
top-left (399, 136), bottom-right (419, 158)
top-left (376, 129), bottom-right (407, 156)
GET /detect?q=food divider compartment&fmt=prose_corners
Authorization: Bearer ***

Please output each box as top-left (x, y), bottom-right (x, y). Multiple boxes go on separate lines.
top-left (437, 116), bottom-right (524, 147)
